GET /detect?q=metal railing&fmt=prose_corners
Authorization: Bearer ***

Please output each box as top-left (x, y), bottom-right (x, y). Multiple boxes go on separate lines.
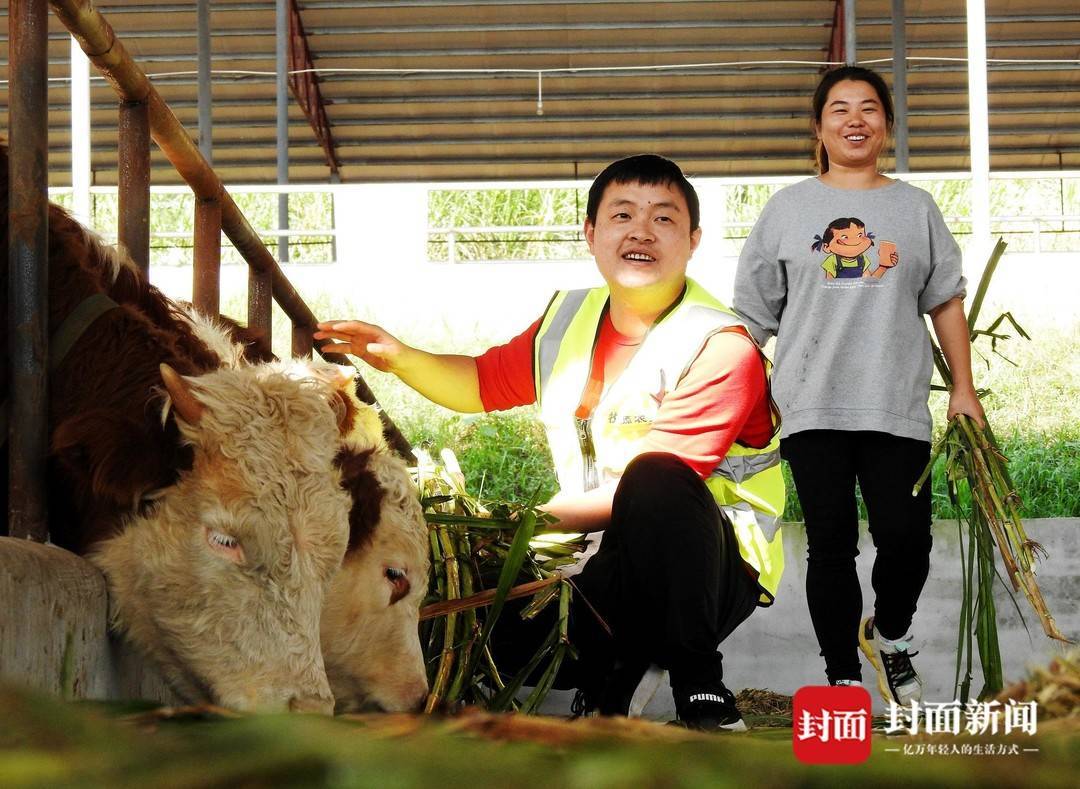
top-left (50, 184), bottom-right (340, 266)
top-left (978, 215), bottom-right (1080, 254)
top-left (426, 213), bottom-right (1080, 264)
top-left (429, 223), bottom-right (584, 264)
top-left (5, 0), bottom-right (409, 542)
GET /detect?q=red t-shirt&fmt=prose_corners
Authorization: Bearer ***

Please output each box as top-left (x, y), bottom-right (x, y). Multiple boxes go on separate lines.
top-left (474, 312), bottom-right (774, 478)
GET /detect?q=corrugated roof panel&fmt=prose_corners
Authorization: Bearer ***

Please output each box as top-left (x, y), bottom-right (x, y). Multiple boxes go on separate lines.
top-left (0, 0), bottom-right (1076, 183)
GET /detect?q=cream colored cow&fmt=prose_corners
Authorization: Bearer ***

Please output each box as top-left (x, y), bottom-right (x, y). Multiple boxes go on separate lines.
top-left (321, 404), bottom-right (430, 713)
top-left (92, 361), bottom-right (352, 713)
top-left (183, 310), bottom-right (431, 713)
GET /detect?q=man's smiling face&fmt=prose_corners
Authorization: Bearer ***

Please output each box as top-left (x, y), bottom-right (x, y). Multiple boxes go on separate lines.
top-left (585, 179), bottom-right (701, 301)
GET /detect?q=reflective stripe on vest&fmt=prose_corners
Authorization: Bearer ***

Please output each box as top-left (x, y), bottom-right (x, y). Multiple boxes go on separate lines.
top-left (533, 278), bottom-right (786, 603)
top-left (713, 448), bottom-right (781, 485)
top-left (535, 289), bottom-right (590, 401)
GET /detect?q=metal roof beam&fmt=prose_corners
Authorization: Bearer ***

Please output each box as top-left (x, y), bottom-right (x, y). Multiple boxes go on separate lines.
top-left (51, 122), bottom-right (1080, 156)
top-left (300, 0), bottom-right (831, 8)
top-left (200, 106), bottom-right (1077, 127)
top-left (8, 14), bottom-right (1080, 42)
top-left (35, 97), bottom-right (1080, 118)
top-left (50, 145), bottom-right (1080, 171)
top-left (320, 146), bottom-right (1080, 166)
top-left (302, 15), bottom-right (1080, 34)
top-left (72, 61), bottom-right (1071, 85)
top-left (316, 62), bottom-right (1080, 79)
top-left (66, 2), bottom-right (279, 12)
top-left (14, 35), bottom-right (1080, 68)
top-left (287, 0), bottom-right (340, 176)
top-left (306, 21), bottom-right (836, 35)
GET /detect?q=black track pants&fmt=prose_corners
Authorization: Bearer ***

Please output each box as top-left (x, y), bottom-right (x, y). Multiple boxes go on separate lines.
top-left (780, 429), bottom-right (932, 684)
top-left (492, 452), bottom-right (760, 691)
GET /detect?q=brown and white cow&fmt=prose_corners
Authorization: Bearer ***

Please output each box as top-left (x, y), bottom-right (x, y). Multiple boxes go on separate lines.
top-left (181, 312), bottom-right (431, 713)
top-left (1, 146), bottom-right (352, 713)
top-left (319, 396), bottom-right (430, 713)
top-left (93, 361), bottom-right (353, 712)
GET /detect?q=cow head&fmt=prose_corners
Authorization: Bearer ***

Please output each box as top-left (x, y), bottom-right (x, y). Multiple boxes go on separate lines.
top-left (167, 309), bottom-right (432, 713)
top-left (90, 362), bottom-right (352, 713)
top-left (320, 408), bottom-right (431, 713)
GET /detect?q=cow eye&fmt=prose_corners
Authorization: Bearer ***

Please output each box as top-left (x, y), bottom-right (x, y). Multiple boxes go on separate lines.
top-left (205, 528), bottom-right (245, 564)
top-left (385, 566), bottom-right (410, 604)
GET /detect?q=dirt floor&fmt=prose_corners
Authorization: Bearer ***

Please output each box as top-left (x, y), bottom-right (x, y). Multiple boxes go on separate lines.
top-left (2, 684), bottom-right (1078, 788)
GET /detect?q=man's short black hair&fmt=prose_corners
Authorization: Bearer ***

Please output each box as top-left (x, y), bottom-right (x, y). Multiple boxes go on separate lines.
top-left (586, 154), bottom-right (700, 232)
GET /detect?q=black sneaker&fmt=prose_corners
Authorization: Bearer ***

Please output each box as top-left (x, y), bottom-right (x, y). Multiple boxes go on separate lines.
top-left (570, 658), bottom-right (649, 718)
top-left (671, 683), bottom-right (747, 732)
top-left (570, 686), bottom-right (599, 719)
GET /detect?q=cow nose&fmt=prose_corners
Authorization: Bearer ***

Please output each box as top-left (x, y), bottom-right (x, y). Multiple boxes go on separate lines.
top-left (407, 679), bottom-right (430, 712)
top-left (289, 693), bottom-right (335, 715)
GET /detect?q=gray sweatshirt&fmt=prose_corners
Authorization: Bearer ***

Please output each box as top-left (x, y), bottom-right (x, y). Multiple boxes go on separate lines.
top-left (734, 177), bottom-right (966, 442)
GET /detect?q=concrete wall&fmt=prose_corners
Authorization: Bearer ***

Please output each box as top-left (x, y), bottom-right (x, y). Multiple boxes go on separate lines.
top-left (0, 537), bottom-right (177, 704)
top-left (537, 517), bottom-right (1079, 718)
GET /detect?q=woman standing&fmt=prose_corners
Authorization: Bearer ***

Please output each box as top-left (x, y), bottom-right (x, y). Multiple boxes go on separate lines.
top-left (733, 66), bottom-right (985, 704)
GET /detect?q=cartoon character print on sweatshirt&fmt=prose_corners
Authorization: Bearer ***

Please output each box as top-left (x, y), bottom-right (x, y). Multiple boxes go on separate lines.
top-left (811, 217), bottom-right (899, 282)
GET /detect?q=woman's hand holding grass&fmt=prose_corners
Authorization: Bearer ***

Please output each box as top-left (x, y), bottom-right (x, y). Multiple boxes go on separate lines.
top-left (947, 384), bottom-right (986, 428)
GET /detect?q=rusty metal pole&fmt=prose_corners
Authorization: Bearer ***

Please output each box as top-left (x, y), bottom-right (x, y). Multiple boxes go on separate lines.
top-left (276, 0), bottom-right (290, 264)
top-left (248, 268), bottom-right (273, 345)
top-left (291, 322), bottom-right (313, 359)
top-left (844, 0), bottom-right (857, 64)
top-left (196, 0), bottom-right (213, 164)
top-left (193, 197), bottom-right (221, 317)
top-left (892, 0), bottom-right (910, 173)
top-left (118, 100), bottom-right (151, 276)
top-left (7, 0), bottom-right (50, 542)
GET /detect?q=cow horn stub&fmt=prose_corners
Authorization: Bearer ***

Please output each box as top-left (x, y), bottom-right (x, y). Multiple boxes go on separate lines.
top-left (160, 363), bottom-right (205, 425)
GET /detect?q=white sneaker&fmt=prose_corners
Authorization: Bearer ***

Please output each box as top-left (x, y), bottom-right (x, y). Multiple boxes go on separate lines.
top-left (859, 616), bottom-right (923, 705)
top-left (628, 665), bottom-right (667, 718)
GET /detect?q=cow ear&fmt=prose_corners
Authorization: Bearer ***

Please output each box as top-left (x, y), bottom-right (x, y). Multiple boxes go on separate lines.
top-left (322, 365), bottom-right (359, 437)
top-left (294, 361), bottom-right (362, 437)
top-left (332, 389), bottom-right (356, 437)
top-left (160, 363), bottom-right (204, 425)
top-left (52, 411), bottom-right (178, 509)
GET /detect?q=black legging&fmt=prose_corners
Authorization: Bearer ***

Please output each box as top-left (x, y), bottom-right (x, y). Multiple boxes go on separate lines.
top-left (491, 452), bottom-right (760, 692)
top-left (780, 430), bottom-right (932, 684)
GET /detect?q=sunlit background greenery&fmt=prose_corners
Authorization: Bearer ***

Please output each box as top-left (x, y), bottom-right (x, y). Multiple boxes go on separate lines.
top-left (61, 180), bottom-right (1080, 519)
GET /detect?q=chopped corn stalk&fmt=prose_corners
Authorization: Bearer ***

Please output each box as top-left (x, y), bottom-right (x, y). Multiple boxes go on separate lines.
top-left (412, 449), bottom-right (584, 713)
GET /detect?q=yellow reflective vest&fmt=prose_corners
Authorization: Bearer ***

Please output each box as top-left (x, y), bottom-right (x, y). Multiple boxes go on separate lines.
top-left (533, 279), bottom-right (786, 604)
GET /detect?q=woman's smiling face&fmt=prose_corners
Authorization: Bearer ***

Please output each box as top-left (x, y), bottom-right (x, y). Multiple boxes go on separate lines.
top-left (815, 79), bottom-right (890, 172)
